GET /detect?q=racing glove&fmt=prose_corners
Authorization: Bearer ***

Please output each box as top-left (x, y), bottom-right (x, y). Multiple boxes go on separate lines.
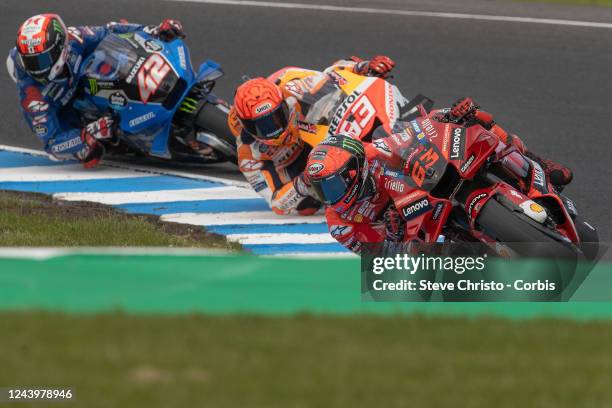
top-left (155, 19), bottom-right (185, 42)
top-left (352, 55), bottom-right (395, 78)
top-left (383, 205), bottom-right (406, 242)
top-left (294, 173), bottom-right (316, 198)
top-left (449, 97), bottom-right (499, 130)
top-left (77, 116), bottom-right (114, 168)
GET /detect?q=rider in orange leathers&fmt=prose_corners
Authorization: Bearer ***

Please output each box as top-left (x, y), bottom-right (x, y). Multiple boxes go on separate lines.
top-left (228, 56), bottom-right (395, 215)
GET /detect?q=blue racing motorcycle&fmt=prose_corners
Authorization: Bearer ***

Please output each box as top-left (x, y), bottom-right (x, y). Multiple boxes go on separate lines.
top-left (74, 30), bottom-right (236, 164)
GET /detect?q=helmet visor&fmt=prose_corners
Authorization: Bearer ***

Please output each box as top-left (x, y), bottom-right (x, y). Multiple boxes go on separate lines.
top-left (311, 156), bottom-right (362, 205)
top-left (20, 42), bottom-right (63, 79)
top-left (241, 102), bottom-right (289, 141)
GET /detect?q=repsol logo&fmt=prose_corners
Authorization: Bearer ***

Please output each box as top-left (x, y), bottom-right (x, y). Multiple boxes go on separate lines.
top-left (450, 127), bottom-right (464, 160)
top-left (328, 90), bottom-right (361, 133)
top-left (402, 198), bottom-right (430, 219)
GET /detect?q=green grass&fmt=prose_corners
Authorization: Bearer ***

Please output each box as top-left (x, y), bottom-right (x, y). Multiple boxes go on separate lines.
top-left (2, 311), bottom-right (612, 407)
top-left (0, 191), bottom-right (239, 250)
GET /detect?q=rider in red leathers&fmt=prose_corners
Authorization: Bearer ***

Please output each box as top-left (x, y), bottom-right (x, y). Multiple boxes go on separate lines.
top-left (305, 99), bottom-right (573, 254)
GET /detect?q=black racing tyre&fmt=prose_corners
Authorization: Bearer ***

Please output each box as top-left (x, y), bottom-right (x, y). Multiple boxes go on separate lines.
top-left (476, 197), bottom-right (578, 259)
top-left (573, 215), bottom-right (600, 262)
top-left (194, 102), bottom-right (238, 164)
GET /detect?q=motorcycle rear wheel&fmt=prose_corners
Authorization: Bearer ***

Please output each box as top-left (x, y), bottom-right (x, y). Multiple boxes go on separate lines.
top-left (475, 197), bottom-right (580, 260)
top-left (193, 102), bottom-right (237, 164)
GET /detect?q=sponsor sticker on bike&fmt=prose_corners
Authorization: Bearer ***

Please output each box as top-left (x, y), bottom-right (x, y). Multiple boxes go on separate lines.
top-left (109, 92), bottom-right (127, 109)
top-left (431, 202), bottom-right (445, 221)
top-left (137, 54), bottom-right (172, 104)
top-left (126, 57), bottom-right (145, 84)
top-left (401, 197), bottom-right (431, 220)
top-left (177, 46), bottom-right (187, 69)
top-left (531, 161), bottom-right (548, 193)
top-left (467, 193), bottom-right (488, 216)
top-left (449, 127), bottom-right (465, 160)
top-left (128, 111), bottom-right (156, 127)
top-left (144, 39), bottom-right (164, 53)
top-left (51, 136), bottom-right (82, 153)
top-left (421, 118), bottom-right (438, 139)
top-left (384, 178), bottom-right (405, 193)
top-left (461, 153), bottom-right (476, 173)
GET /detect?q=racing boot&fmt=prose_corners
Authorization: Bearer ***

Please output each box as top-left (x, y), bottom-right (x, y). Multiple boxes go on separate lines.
top-left (524, 150), bottom-right (573, 190)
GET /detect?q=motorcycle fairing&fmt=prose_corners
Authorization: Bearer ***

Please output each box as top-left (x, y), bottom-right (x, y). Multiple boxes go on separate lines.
top-left (77, 32), bottom-right (197, 158)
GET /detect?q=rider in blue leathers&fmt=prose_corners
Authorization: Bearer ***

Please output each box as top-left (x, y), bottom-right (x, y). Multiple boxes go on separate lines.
top-left (7, 14), bottom-right (185, 167)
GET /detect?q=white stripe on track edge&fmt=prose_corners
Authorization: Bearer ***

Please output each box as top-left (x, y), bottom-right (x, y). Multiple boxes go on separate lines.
top-left (54, 186), bottom-right (261, 204)
top-left (161, 211), bottom-right (327, 226)
top-left (0, 164), bottom-right (155, 182)
top-left (0, 144), bottom-right (250, 188)
top-left (164, 0), bottom-right (612, 29)
top-left (227, 232), bottom-right (336, 245)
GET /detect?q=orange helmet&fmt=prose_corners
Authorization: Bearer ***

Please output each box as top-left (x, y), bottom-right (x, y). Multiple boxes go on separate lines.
top-left (16, 14), bottom-right (69, 83)
top-left (233, 77), bottom-right (297, 146)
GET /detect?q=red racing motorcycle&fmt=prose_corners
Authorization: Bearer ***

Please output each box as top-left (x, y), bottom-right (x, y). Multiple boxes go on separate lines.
top-left (379, 103), bottom-right (599, 260)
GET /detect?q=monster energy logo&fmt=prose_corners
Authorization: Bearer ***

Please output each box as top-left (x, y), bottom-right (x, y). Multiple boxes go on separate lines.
top-left (89, 79), bottom-right (98, 95)
top-left (52, 20), bottom-right (64, 33)
top-left (179, 97), bottom-right (198, 113)
top-left (342, 137), bottom-right (364, 156)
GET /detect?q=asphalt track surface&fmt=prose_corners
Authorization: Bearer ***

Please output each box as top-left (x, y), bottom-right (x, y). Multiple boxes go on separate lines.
top-left (0, 0), bottom-right (611, 238)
